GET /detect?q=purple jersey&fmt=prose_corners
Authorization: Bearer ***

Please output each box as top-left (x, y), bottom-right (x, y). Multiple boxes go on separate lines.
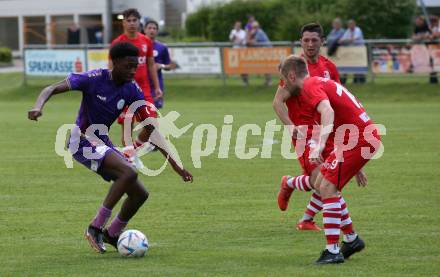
top-left (67, 68), bottom-right (145, 140)
top-left (149, 40), bottom-right (170, 108)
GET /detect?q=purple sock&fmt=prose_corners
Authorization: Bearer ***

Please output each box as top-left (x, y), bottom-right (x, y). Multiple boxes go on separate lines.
top-left (90, 205), bottom-right (112, 229)
top-left (108, 214), bottom-right (128, 237)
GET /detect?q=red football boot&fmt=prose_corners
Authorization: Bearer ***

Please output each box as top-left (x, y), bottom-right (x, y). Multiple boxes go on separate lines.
top-left (277, 176), bottom-right (294, 211)
top-left (296, 220), bottom-right (322, 231)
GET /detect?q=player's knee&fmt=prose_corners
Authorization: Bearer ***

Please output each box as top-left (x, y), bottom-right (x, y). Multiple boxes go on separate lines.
top-left (140, 189), bottom-right (149, 203)
top-left (122, 167), bottom-right (138, 183)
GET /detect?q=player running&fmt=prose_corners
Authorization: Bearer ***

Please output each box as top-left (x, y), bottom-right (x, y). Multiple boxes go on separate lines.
top-left (144, 19), bottom-right (178, 109)
top-left (28, 42), bottom-right (193, 254)
top-left (277, 55), bottom-right (381, 264)
top-left (275, 23), bottom-right (365, 232)
top-left (111, 8), bottom-right (162, 149)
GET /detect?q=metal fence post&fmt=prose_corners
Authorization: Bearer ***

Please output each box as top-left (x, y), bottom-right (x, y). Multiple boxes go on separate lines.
top-left (367, 42), bottom-right (375, 84)
top-left (220, 45), bottom-right (226, 86)
top-left (22, 47), bottom-right (27, 86)
top-left (84, 45), bottom-right (89, 71)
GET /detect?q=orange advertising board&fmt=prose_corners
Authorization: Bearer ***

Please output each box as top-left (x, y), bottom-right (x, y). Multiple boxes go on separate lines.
top-left (223, 47), bottom-right (292, 74)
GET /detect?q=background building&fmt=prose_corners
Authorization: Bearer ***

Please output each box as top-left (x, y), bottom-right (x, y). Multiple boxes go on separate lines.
top-left (0, 0), bottom-right (230, 55)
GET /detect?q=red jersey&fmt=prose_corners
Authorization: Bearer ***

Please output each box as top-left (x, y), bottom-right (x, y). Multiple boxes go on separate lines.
top-left (111, 32), bottom-right (153, 94)
top-left (302, 77), bottom-right (373, 144)
top-left (305, 55), bottom-right (340, 84)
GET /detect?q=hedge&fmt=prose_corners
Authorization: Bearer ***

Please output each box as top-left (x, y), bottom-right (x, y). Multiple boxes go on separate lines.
top-left (185, 0), bottom-right (417, 41)
top-left (0, 47), bottom-right (12, 64)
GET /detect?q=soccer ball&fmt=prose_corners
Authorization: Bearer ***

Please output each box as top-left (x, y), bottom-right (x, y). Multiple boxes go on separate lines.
top-left (117, 229), bottom-right (149, 257)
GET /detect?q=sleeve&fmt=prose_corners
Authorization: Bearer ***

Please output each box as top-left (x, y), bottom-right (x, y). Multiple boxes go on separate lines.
top-left (146, 38), bottom-right (153, 58)
top-left (163, 45), bottom-right (171, 65)
top-left (66, 71), bottom-right (91, 92)
top-left (354, 28), bottom-right (363, 40)
top-left (305, 80), bottom-right (328, 110)
top-left (135, 105), bottom-right (150, 122)
top-left (128, 82), bottom-right (150, 122)
top-left (328, 61), bottom-right (341, 84)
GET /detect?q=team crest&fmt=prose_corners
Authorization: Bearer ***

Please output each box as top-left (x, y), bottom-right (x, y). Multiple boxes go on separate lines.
top-left (323, 70), bottom-right (330, 79)
top-left (117, 99), bottom-right (125, 110)
top-left (142, 44), bottom-right (147, 52)
top-left (153, 49), bottom-right (158, 57)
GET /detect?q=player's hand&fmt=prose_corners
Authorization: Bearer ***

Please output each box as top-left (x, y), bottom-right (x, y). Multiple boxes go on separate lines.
top-left (178, 168), bottom-right (193, 183)
top-left (28, 109), bottom-right (42, 121)
top-left (288, 125), bottom-right (298, 139)
top-left (355, 170), bottom-right (368, 187)
top-left (169, 61), bottom-right (178, 70)
top-left (309, 147), bottom-right (324, 165)
top-left (154, 88), bottom-right (163, 100)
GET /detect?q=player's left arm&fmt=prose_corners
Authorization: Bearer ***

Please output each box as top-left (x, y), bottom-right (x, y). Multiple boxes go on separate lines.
top-left (355, 168), bottom-right (368, 187)
top-left (135, 108), bottom-right (193, 182)
top-left (272, 86), bottom-right (298, 138)
top-left (310, 100), bottom-right (334, 164)
top-left (28, 80), bottom-right (71, 121)
top-left (157, 46), bottom-right (177, 71)
top-left (148, 56), bottom-right (162, 99)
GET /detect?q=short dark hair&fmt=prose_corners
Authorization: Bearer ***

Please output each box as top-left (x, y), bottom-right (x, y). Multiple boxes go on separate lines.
top-left (280, 55), bottom-right (308, 78)
top-left (300, 23), bottom-right (324, 38)
top-left (109, 42), bottom-right (139, 60)
top-left (145, 19), bottom-right (159, 29)
top-left (122, 8), bottom-right (141, 20)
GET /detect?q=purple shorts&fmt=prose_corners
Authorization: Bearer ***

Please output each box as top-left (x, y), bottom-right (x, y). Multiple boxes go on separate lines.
top-left (68, 135), bottom-right (125, 182)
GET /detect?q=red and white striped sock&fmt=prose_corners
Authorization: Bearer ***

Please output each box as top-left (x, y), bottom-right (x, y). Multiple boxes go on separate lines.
top-left (340, 196), bottom-right (357, 243)
top-left (302, 191), bottom-right (323, 221)
top-left (286, 175), bottom-right (312, 191)
top-left (133, 139), bottom-right (144, 149)
top-left (323, 197), bottom-right (341, 254)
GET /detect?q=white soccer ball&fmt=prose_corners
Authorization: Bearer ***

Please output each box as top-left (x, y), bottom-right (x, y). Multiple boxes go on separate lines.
top-left (117, 229), bottom-right (149, 257)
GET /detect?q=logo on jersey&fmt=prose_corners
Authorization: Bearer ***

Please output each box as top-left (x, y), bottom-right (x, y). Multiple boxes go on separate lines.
top-left (323, 70), bottom-right (330, 79)
top-left (153, 49), bottom-right (158, 57)
top-left (97, 95), bottom-right (107, 102)
top-left (117, 99), bottom-right (125, 110)
top-left (138, 56), bottom-right (146, 65)
top-left (142, 44), bottom-right (147, 52)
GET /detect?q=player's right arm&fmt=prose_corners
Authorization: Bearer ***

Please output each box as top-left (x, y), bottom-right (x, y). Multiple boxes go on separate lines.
top-left (28, 80), bottom-right (70, 121)
top-left (272, 86), bottom-right (297, 138)
top-left (310, 99), bottom-right (334, 164)
top-left (328, 61), bottom-right (341, 84)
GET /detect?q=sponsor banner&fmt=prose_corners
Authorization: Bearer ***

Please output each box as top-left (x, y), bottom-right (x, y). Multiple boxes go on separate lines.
top-left (371, 44), bottom-right (440, 74)
top-left (25, 49), bottom-right (86, 76)
top-left (167, 47), bottom-right (222, 74)
top-left (371, 44), bottom-right (412, 73)
top-left (294, 46), bottom-right (368, 73)
top-left (223, 47), bottom-right (291, 74)
top-left (87, 49), bottom-right (109, 70)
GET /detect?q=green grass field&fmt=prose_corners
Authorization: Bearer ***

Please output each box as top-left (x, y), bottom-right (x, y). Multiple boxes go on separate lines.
top-left (1, 73), bottom-right (439, 276)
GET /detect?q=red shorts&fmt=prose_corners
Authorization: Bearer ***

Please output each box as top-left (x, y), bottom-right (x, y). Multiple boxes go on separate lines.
top-left (320, 138), bottom-right (380, 190)
top-left (117, 85), bottom-right (157, 124)
top-left (296, 139), bottom-right (333, 176)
